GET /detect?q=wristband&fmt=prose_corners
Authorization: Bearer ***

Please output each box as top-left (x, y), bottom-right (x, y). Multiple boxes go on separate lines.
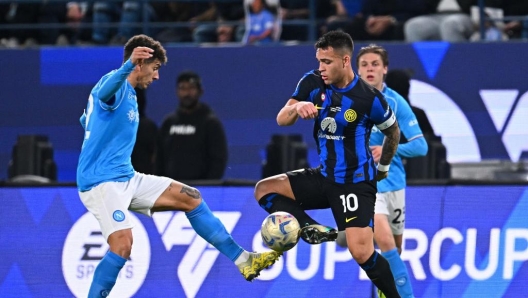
top-left (377, 164), bottom-right (390, 172)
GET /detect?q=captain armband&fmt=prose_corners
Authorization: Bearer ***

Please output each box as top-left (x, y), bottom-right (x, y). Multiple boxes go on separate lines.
top-left (375, 113), bottom-right (396, 130)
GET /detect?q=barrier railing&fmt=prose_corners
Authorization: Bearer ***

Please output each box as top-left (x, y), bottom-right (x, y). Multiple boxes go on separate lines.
top-left (0, 0), bottom-right (320, 45)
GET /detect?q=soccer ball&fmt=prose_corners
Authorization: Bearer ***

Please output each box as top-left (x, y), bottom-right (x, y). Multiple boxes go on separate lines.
top-left (261, 212), bottom-right (301, 252)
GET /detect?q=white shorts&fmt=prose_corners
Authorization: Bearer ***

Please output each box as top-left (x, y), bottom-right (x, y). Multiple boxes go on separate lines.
top-left (374, 189), bottom-right (405, 235)
top-left (78, 172), bottom-right (172, 240)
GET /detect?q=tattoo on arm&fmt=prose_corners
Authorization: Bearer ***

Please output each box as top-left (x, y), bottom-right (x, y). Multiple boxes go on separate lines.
top-left (379, 121), bottom-right (400, 166)
top-left (180, 186), bottom-right (202, 199)
top-left (287, 109), bottom-right (296, 117)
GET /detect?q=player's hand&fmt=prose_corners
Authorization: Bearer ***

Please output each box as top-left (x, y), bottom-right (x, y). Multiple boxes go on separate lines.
top-left (370, 145), bottom-right (382, 163)
top-left (130, 46), bottom-right (153, 65)
top-left (295, 102), bottom-right (318, 119)
top-left (376, 170), bottom-right (388, 181)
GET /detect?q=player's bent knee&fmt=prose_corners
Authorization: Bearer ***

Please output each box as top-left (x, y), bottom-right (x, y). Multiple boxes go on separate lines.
top-left (108, 230), bottom-right (133, 258)
top-left (254, 174), bottom-right (288, 199)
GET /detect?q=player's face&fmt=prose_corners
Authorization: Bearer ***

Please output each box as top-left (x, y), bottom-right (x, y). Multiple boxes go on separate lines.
top-left (357, 53), bottom-right (387, 91)
top-left (316, 47), bottom-right (349, 86)
top-left (177, 81), bottom-right (201, 109)
top-left (136, 59), bottom-right (161, 89)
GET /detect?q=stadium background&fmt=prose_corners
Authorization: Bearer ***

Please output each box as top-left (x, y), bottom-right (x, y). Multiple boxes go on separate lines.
top-left (1, 37), bottom-right (528, 297)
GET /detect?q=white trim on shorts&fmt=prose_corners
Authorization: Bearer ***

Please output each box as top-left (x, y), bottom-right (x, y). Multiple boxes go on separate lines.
top-left (78, 172), bottom-right (172, 240)
top-left (374, 188), bottom-right (405, 235)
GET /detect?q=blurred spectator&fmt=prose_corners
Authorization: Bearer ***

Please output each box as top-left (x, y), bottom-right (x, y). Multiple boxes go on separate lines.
top-left (385, 69), bottom-right (435, 138)
top-left (39, 1), bottom-right (92, 45)
top-left (0, 2), bottom-right (90, 47)
top-left (92, 1), bottom-right (155, 45)
top-left (157, 71), bottom-right (228, 181)
top-left (193, 1), bottom-right (245, 43)
top-left (338, 0), bottom-right (437, 41)
top-left (405, 0), bottom-right (480, 42)
top-left (0, 3), bottom-right (39, 47)
top-left (152, 1), bottom-right (211, 43)
top-left (469, 0), bottom-right (528, 41)
top-left (131, 88), bottom-right (158, 175)
top-left (243, 0), bottom-right (278, 44)
top-left (323, 0), bottom-right (363, 34)
top-left (279, 0), bottom-right (333, 42)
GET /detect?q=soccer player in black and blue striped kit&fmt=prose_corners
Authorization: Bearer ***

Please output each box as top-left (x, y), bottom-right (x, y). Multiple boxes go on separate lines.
top-left (255, 31), bottom-right (401, 297)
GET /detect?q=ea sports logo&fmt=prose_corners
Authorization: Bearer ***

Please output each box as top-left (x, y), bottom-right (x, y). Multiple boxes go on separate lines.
top-left (62, 212), bottom-right (151, 297)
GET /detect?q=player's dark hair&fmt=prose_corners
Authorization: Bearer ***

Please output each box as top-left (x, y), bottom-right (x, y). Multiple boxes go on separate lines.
top-left (123, 34), bottom-right (167, 65)
top-left (315, 31), bottom-right (354, 56)
top-left (356, 44), bottom-right (389, 68)
top-left (177, 71), bottom-right (202, 90)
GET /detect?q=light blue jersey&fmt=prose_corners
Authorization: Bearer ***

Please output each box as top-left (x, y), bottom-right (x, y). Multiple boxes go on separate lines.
top-left (77, 59), bottom-right (139, 191)
top-left (370, 85), bottom-right (428, 192)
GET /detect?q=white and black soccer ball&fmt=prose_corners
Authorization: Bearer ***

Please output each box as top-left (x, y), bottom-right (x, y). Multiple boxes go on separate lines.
top-left (260, 211), bottom-right (301, 252)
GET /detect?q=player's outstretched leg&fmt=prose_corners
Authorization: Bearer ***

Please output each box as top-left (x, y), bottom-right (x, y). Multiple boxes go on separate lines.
top-left (300, 224), bottom-right (338, 244)
top-left (258, 193), bottom-right (337, 244)
top-left (88, 251), bottom-right (126, 297)
top-left (185, 199), bottom-right (280, 281)
top-left (237, 251), bottom-right (282, 281)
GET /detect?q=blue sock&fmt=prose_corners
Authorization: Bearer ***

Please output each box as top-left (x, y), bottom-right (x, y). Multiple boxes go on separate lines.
top-left (186, 200), bottom-right (244, 262)
top-left (88, 251), bottom-right (126, 298)
top-left (381, 248), bottom-right (414, 297)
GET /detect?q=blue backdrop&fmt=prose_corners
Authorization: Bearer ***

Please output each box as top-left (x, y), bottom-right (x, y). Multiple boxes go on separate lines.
top-left (1, 185), bottom-right (527, 297)
top-left (1, 42), bottom-right (527, 181)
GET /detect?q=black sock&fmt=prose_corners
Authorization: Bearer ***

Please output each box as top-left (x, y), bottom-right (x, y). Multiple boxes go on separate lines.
top-left (360, 251), bottom-right (400, 298)
top-left (258, 193), bottom-right (318, 227)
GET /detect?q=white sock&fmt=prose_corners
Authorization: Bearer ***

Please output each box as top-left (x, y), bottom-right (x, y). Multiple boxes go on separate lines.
top-left (234, 250), bottom-right (250, 265)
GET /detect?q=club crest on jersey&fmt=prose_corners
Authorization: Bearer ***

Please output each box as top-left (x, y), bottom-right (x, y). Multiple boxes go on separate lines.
top-left (321, 93), bottom-right (326, 101)
top-left (344, 109), bottom-right (357, 122)
top-left (113, 210), bottom-right (125, 222)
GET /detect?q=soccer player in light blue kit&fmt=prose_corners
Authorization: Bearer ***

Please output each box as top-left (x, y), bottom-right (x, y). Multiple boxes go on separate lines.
top-left (77, 34), bottom-right (280, 298)
top-left (356, 44), bottom-right (428, 298)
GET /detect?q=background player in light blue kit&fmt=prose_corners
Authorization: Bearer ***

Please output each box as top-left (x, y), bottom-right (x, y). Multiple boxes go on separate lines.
top-left (355, 44), bottom-right (428, 298)
top-left (77, 34), bottom-right (280, 298)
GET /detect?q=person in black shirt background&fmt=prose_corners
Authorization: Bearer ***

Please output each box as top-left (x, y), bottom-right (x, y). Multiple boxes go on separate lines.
top-left (157, 71), bottom-right (228, 181)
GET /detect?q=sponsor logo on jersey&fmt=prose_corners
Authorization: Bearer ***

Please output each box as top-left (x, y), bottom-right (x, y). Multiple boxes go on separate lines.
top-left (344, 109), bottom-right (357, 122)
top-left (170, 125), bottom-right (196, 135)
top-left (320, 117), bottom-right (337, 133)
top-left (127, 109), bottom-right (139, 123)
top-left (62, 213), bottom-right (150, 297)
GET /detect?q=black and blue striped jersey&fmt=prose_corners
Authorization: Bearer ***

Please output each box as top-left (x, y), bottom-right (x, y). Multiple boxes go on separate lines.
top-left (291, 69), bottom-right (395, 184)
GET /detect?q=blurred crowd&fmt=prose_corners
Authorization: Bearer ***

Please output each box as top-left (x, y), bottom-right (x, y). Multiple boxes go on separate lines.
top-left (1, 0), bottom-right (527, 48)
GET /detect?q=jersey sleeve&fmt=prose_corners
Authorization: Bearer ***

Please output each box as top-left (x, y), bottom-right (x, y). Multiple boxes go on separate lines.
top-left (395, 96), bottom-right (428, 157)
top-left (370, 94), bottom-right (396, 130)
top-left (397, 96), bottom-right (423, 141)
top-left (95, 59), bottom-right (135, 105)
top-left (291, 71), bottom-right (320, 102)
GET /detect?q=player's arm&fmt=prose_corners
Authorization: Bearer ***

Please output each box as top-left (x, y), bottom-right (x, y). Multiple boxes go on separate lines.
top-left (278, 71), bottom-right (320, 126)
top-left (379, 121), bottom-right (400, 167)
top-left (277, 99), bottom-right (318, 126)
top-left (371, 94), bottom-right (400, 181)
top-left (396, 97), bottom-right (428, 157)
top-left (97, 47), bottom-right (153, 103)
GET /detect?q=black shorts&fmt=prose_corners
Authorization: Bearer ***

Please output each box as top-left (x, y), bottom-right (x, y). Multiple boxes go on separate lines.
top-left (287, 167), bottom-right (377, 231)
